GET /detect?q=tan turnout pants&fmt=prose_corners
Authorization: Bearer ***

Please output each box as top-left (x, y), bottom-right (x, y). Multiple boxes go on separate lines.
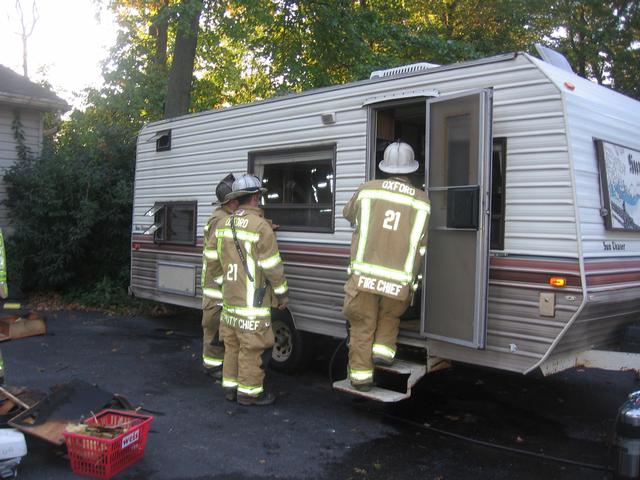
top-left (202, 306), bottom-right (225, 368)
top-left (343, 282), bottom-right (411, 386)
top-left (219, 321), bottom-right (275, 396)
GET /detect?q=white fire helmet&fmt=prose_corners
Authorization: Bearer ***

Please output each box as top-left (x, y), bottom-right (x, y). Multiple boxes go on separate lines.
top-left (226, 174), bottom-right (267, 201)
top-left (379, 141), bottom-right (419, 174)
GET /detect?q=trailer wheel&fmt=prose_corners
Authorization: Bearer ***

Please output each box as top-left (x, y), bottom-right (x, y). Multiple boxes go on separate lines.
top-left (270, 309), bottom-right (313, 373)
top-left (623, 324), bottom-right (640, 353)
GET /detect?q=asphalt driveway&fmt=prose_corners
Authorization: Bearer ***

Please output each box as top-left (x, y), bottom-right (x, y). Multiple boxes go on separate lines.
top-left (1, 308), bottom-right (634, 479)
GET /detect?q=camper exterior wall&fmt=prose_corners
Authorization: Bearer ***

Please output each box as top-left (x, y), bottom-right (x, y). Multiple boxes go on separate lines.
top-left (544, 57), bottom-right (640, 259)
top-left (526, 56), bottom-right (640, 365)
top-left (131, 53), bottom-right (586, 373)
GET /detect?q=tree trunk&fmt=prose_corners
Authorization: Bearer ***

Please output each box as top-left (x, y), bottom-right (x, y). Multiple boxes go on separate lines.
top-left (164, 0), bottom-right (203, 118)
top-left (150, 0), bottom-right (169, 70)
top-left (16, 0), bottom-right (39, 78)
top-left (22, 35), bottom-right (28, 78)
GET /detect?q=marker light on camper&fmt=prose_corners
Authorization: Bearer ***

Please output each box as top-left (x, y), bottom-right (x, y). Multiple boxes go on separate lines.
top-left (132, 243), bottom-right (141, 251)
top-left (549, 277), bottom-right (566, 287)
top-left (564, 81), bottom-right (575, 91)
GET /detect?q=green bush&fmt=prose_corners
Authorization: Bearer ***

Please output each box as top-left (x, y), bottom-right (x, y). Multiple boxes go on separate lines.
top-left (64, 276), bottom-right (154, 313)
top-left (4, 108), bottom-right (136, 296)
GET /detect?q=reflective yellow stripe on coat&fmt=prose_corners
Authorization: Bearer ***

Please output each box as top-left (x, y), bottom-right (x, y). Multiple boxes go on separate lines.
top-left (351, 187), bottom-right (429, 286)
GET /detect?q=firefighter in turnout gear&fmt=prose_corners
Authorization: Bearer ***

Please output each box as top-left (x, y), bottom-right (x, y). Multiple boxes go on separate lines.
top-left (207, 174), bottom-right (288, 406)
top-left (343, 141), bottom-right (430, 391)
top-left (201, 174), bottom-right (239, 377)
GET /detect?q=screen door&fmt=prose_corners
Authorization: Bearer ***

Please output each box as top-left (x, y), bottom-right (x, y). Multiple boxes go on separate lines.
top-left (422, 90), bottom-right (492, 348)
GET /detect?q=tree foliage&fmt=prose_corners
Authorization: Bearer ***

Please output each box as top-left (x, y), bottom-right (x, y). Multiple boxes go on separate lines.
top-left (547, 0), bottom-right (640, 98)
top-left (98, 0), bottom-right (640, 108)
top-left (5, 105), bottom-right (134, 292)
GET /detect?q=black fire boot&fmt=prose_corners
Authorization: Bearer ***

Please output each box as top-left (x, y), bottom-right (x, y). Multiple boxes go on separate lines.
top-left (237, 391), bottom-right (276, 406)
top-left (223, 388), bottom-right (237, 402)
top-left (373, 356), bottom-right (394, 367)
top-left (351, 382), bottom-right (373, 392)
top-left (203, 366), bottom-right (223, 380)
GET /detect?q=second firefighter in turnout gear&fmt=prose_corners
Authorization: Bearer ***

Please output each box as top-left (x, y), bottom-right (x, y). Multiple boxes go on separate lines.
top-left (343, 141), bottom-right (430, 391)
top-left (202, 173), bottom-right (239, 377)
top-left (207, 174), bottom-right (289, 406)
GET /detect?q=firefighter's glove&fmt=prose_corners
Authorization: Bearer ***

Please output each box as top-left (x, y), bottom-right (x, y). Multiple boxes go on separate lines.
top-left (277, 296), bottom-right (289, 311)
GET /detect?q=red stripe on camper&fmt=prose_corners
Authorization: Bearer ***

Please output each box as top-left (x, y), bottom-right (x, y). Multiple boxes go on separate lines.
top-left (490, 256), bottom-right (580, 273)
top-left (584, 258), bottom-right (640, 287)
top-left (489, 257), bottom-right (581, 288)
top-left (131, 236), bottom-right (350, 268)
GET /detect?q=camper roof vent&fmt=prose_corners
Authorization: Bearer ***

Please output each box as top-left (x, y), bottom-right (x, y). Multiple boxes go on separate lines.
top-left (370, 62), bottom-right (440, 79)
top-left (534, 44), bottom-right (574, 73)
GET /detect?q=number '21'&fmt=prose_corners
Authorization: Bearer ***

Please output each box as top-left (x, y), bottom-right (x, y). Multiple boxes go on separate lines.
top-left (383, 210), bottom-right (401, 231)
top-left (227, 263), bottom-right (238, 281)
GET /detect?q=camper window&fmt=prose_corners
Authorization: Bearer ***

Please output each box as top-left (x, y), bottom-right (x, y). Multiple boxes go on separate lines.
top-left (156, 130), bottom-right (171, 151)
top-left (151, 201), bottom-right (197, 244)
top-left (250, 146), bottom-right (336, 232)
top-left (490, 138), bottom-right (506, 250)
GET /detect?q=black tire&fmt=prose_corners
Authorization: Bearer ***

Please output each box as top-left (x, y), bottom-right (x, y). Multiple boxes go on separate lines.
top-left (623, 324), bottom-right (640, 353)
top-left (270, 309), bottom-right (313, 373)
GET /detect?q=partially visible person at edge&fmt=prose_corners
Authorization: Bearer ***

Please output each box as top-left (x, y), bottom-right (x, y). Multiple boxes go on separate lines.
top-left (206, 174), bottom-right (288, 406)
top-left (342, 141), bottom-right (430, 392)
top-left (200, 173), bottom-right (239, 379)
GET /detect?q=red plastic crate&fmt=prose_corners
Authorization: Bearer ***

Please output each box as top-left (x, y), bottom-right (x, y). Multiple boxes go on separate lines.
top-left (63, 409), bottom-right (154, 479)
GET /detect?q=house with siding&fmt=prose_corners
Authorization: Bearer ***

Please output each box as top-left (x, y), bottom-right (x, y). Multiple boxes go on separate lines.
top-left (0, 65), bottom-right (68, 233)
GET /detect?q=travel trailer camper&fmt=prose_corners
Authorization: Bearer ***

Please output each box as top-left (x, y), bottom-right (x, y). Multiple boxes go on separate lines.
top-left (131, 51), bottom-right (640, 401)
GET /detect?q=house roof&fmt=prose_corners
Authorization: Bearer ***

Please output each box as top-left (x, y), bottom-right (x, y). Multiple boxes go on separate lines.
top-left (0, 64), bottom-right (69, 111)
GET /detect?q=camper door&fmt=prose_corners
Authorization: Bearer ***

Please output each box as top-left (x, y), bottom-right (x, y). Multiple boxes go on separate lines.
top-left (423, 90), bottom-right (492, 348)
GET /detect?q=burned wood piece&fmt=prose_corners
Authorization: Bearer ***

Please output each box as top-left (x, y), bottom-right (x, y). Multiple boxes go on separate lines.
top-left (8, 380), bottom-right (137, 446)
top-left (65, 422), bottom-right (127, 439)
top-left (0, 312), bottom-right (46, 341)
top-left (112, 393), bottom-right (135, 411)
top-left (0, 385), bottom-right (46, 427)
top-left (0, 387), bottom-right (30, 410)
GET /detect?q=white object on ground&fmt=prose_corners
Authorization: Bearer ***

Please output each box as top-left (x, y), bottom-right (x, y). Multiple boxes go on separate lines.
top-left (0, 429), bottom-right (27, 479)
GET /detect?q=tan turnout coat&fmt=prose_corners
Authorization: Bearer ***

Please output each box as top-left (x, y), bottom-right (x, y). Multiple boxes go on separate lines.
top-left (202, 204), bottom-right (234, 309)
top-left (343, 177), bottom-right (430, 301)
top-left (207, 205), bottom-right (288, 331)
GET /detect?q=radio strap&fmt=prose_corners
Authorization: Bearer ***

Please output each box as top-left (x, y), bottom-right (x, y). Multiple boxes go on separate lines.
top-left (229, 214), bottom-right (254, 283)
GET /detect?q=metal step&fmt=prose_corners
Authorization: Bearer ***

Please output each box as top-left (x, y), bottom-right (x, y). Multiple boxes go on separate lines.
top-left (374, 359), bottom-right (427, 389)
top-left (332, 379), bottom-right (410, 402)
top-left (332, 359), bottom-right (428, 403)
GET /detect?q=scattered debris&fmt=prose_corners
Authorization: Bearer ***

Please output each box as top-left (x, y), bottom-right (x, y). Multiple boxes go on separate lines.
top-left (0, 313), bottom-right (46, 341)
top-left (0, 386), bottom-right (45, 426)
top-left (65, 421), bottom-right (128, 439)
top-left (0, 387), bottom-right (30, 410)
top-left (462, 413), bottom-right (479, 424)
top-left (9, 380), bottom-right (134, 446)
